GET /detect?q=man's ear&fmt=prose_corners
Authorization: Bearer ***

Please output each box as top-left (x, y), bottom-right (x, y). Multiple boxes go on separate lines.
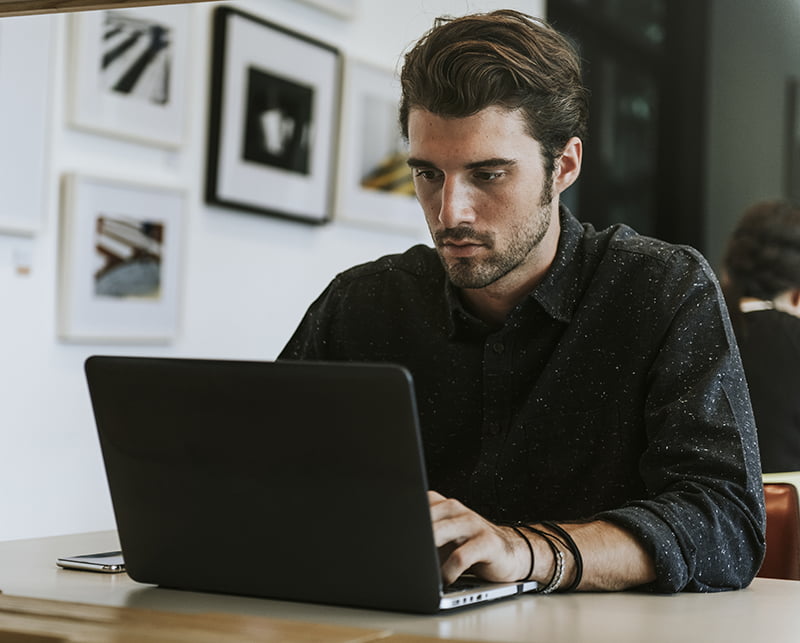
top-left (554, 137), bottom-right (582, 194)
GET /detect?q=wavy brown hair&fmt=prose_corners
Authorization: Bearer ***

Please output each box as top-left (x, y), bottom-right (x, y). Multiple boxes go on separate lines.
top-left (399, 10), bottom-right (589, 177)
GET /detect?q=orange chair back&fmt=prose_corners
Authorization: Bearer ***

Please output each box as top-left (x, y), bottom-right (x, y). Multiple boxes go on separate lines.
top-left (758, 483), bottom-right (800, 580)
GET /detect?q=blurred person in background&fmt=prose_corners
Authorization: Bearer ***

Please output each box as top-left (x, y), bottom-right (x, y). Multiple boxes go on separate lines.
top-left (722, 200), bottom-right (800, 473)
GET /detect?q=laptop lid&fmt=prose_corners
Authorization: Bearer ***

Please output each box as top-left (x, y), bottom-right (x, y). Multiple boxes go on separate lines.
top-left (85, 356), bottom-right (535, 614)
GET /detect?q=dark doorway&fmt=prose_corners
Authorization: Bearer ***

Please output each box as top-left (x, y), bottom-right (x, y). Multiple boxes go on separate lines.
top-left (548, 0), bottom-right (709, 252)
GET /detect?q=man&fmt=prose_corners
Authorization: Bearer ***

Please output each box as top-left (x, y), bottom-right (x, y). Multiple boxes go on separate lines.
top-left (280, 10), bottom-right (765, 592)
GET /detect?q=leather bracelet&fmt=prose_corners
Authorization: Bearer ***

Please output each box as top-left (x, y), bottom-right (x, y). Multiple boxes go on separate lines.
top-left (509, 525), bottom-right (535, 581)
top-left (541, 521), bottom-right (583, 592)
top-left (521, 526), bottom-right (565, 594)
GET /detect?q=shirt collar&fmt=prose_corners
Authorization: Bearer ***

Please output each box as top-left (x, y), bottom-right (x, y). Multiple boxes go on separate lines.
top-left (444, 278), bottom-right (490, 338)
top-left (530, 206), bottom-right (585, 324)
top-left (443, 205), bottom-right (586, 336)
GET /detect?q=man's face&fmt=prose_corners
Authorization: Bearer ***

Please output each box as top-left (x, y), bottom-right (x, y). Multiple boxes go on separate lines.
top-left (407, 106), bottom-right (557, 290)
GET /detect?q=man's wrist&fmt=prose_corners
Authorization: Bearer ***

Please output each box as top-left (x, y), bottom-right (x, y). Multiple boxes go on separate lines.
top-left (518, 523), bottom-right (581, 592)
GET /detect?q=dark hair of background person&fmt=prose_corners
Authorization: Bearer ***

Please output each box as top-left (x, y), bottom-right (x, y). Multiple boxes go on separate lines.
top-left (398, 9), bottom-right (589, 180)
top-left (722, 200), bottom-right (800, 335)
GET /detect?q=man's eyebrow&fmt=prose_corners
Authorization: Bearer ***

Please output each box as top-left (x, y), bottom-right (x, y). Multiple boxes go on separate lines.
top-left (407, 157), bottom-right (434, 168)
top-left (465, 158), bottom-right (517, 169)
top-left (406, 157), bottom-right (518, 169)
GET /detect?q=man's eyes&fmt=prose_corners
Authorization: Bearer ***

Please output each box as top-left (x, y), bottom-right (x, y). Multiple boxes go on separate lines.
top-left (474, 171), bottom-right (505, 181)
top-left (412, 168), bottom-right (441, 181)
top-left (412, 169), bottom-right (507, 182)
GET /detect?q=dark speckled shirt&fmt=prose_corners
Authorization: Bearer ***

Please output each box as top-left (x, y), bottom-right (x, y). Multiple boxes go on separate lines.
top-left (280, 208), bottom-right (766, 593)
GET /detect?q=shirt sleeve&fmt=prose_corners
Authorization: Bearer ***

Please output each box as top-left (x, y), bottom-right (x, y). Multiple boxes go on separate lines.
top-left (594, 248), bottom-right (766, 592)
top-left (278, 280), bottom-right (338, 361)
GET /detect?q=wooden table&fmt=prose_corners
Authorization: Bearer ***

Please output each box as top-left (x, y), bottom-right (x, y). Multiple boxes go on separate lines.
top-left (1, 530), bottom-right (800, 643)
top-left (0, 593), bottom-right (478, 642)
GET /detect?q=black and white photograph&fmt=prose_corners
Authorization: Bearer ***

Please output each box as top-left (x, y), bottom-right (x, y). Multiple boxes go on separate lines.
top-left (242, 67), bottom-right (314, 175)
top-left (205, 7), bottom-right (340, 223)
top-left (68, 5), bottom-right (190, 147)
top-left (58, 174), bottom-right (185, 343)
top-left (334, 58), bottom-right (426, 235)
top-left (99, 12), bottom-right (172, 106)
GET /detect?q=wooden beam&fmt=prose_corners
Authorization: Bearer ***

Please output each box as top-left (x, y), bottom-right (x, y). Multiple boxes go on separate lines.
top-left (0, 0), bottom-right (213, 17)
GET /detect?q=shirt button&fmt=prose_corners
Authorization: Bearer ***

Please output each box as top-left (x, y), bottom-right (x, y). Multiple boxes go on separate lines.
top-left (492, 342), bottom-right (504, 354)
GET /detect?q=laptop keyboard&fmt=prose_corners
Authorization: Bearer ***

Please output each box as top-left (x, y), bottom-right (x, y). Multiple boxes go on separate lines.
top-left (443, 577), bottom-right (483, 594)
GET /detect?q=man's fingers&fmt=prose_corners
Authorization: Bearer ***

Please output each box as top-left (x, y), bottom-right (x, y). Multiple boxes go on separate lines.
top-left (439, 536), bottom-right (488, 585)
top-left (428, 491), bottom-right (526, 584)
top-left (432, 514), bottom-right (470, 548)
top-left (429, 496), bottom-right (483, 548)
top-left (428, 490), bottom-right (445, 503)
top-left (428, 493), bottom-right (464, 520)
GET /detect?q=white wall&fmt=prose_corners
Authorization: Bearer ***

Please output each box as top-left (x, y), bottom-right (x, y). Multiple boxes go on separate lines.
top-left (0, 0), bottom-right (544, 541)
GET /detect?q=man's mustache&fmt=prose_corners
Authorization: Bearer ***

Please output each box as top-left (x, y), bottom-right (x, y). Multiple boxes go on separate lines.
top-left (434, 227), bottom-right (494, 246)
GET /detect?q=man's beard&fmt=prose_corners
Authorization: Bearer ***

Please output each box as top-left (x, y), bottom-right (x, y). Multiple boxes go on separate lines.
top-left (433, 181), bottom-right (554, 290)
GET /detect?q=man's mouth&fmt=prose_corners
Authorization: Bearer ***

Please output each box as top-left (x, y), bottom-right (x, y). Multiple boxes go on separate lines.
top-left (439, 239), bottom-right (485, 257)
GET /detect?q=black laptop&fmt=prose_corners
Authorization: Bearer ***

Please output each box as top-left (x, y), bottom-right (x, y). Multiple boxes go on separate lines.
top-left (84, 356), bottom-right (537, 614)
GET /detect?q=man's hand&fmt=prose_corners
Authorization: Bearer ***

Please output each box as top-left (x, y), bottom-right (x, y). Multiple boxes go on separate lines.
top-left (428, 490), bottom-right (529, 585)
top-left (429, 491), bottom-right (657, 591)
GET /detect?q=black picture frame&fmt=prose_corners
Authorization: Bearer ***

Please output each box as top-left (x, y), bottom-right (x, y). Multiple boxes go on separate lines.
top-left (205, 7), bottom-right (341, 223)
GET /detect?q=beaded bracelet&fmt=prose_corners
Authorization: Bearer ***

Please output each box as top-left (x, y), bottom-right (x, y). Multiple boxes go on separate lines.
top-left (509, 525), bottom-right (535, 581)
top-left (541, 521), bottom-right (583, 592)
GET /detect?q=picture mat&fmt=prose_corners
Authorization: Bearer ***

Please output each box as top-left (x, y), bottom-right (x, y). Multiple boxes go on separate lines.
top-left (0, 16), bottom-right (53, 235)
top-left (214, 10), bottom-right (339, 221)
top-left (59, 175), bottom-right (184, 342)
top-left (68, 6), bottom-right (190, 147)
top-left (335, 59), bottom-right (426, 235)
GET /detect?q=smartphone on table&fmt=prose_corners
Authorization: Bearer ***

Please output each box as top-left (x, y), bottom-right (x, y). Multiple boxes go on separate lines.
top-left (56, 550), bottom-right (125, 573)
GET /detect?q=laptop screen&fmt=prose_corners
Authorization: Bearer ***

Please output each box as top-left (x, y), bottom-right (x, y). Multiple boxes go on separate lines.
top-left (86, 356), bottom-right (447, 613)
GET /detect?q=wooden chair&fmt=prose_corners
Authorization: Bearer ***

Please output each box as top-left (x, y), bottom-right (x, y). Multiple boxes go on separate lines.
top-left (757, 482), bottom-right (800, 580)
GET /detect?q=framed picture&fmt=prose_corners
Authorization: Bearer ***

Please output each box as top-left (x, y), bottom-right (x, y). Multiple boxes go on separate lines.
top-left (205, 7), bottom-right (341, 223)
top-left (67, 5), bottom-right (190, 147)
top-left (334, 58), bottom-right (426, 235)
top-left (0, 15), bottom-right (54, 235)
top-left (787, 77), bottom-right (800, 204)
top-left (58, 174), bottom-right (185, 343)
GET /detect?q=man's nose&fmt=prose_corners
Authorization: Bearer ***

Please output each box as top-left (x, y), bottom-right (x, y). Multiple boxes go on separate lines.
top-left (438, 178), bottom-right (476, 228)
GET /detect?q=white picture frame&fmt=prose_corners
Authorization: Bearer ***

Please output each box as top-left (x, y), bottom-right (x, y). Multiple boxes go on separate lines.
top-left (58, 174), bottom-right (185, 343)
top-left (67, 5), bottom-right (190, 147)
top-left (205, 7), bottom-right (341, 223)
top-left (335, 58), bottom-right (426, 235)
top-left (0, 15), bottom-right (54, 235)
